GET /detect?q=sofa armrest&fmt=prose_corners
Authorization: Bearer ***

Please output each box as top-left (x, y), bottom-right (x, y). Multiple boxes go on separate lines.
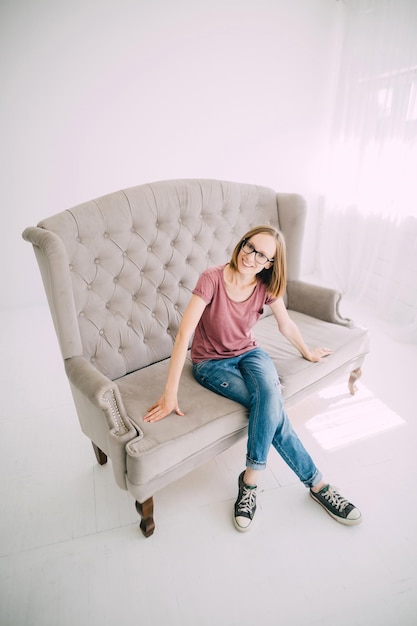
top-left (286, 280), bottom-right (353, 327)
top-left (65, 356), bottom-right (138, 489)
top-left (65, 356), bottom-right (129, 431)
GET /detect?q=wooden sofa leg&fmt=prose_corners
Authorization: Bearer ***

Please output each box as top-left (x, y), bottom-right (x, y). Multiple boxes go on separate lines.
top-left (92, 442), bottom-right (108, 465)
top-left (348, 367), bottom-right (362, 395)
top-left (136, 498), bottom-right (155, 538)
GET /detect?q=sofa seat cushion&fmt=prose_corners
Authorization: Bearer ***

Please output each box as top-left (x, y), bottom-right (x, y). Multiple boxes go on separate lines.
top-left (119, 310), bottom-right (368, 490)
top-left (254, 311), bottom-right (369, 403)
top-left (120, 358), bottom-right (248, 487)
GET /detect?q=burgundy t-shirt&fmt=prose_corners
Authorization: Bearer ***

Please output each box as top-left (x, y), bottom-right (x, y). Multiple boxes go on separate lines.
top-left (190, 265), bottom-right (277, 363)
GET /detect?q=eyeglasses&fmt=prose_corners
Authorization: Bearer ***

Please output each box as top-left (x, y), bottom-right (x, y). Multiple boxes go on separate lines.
top-left (241, 240), bottom-right (274, 265)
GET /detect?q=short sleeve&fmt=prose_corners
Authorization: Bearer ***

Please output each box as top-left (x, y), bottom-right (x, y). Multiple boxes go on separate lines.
top-left (265, 293), bottom-right (278, 306)
top-left (193, 267), bottom-right (277, 307)
top-left (192, 267), bottom-right (219, 304)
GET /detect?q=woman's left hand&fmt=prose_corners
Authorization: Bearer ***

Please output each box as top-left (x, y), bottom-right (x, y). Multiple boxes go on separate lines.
top-left (307, 347), bottom-right (333, 362)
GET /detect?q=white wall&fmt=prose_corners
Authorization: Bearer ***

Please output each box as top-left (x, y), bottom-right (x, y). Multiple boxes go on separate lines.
top-left (1, 0), bottom-right (342, 309)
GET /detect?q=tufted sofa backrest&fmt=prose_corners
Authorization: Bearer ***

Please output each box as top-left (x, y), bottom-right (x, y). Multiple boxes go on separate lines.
top-left (33, 179), bottom-right (302, 380)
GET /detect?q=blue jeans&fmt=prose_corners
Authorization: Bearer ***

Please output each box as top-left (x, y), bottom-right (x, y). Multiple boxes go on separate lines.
top-left (193, 348), bottom-right (322, 488)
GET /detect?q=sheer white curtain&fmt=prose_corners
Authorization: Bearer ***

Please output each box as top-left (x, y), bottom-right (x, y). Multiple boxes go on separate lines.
top-left (319, 0), bottom-right (417, 341)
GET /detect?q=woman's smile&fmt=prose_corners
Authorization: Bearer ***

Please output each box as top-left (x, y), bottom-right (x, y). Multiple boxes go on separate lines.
top-left (241, 255), bottom-right (255, 269)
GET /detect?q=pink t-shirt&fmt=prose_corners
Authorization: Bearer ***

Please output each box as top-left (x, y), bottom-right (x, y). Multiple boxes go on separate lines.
top-left (191, 264), bottom-right (277, 362)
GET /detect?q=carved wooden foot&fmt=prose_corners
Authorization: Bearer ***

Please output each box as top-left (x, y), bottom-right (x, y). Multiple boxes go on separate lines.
top-left (348, 367), bottom-right (362, 395)
top-left (136, 497), bottom-right (155, 538)
top-left (92, 442), bottom-right (108, 465)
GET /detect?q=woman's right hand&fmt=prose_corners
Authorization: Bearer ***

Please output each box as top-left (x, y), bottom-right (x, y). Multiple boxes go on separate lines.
top-left (142, 295), bottom-right (206, 423)
top-left (143, 392), bottom-right (184, 423)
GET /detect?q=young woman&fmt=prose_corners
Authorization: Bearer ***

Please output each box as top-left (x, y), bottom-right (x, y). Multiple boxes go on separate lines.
top-left (144, 225), bottom-right (362, 531)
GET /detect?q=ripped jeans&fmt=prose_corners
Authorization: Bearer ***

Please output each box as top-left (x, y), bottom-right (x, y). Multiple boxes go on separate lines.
top-left (192, 348), bottom-right (322, 488)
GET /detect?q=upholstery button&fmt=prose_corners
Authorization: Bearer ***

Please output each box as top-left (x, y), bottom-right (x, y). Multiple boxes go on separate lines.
top-left (99, 329), bottom-right (104, 336)
top-left (69, 264), bottom-right (73, 271)
top-left (103, 232), bottom-right (109, 239)
top-left (151, 312), bottom-right (156, 318)
top-left (91, 357), bottom-right (96, 362)
top-left (170, 241), bottom-right (175, 247)
top-left (79, 311), bottom-right (85, 317)
top-left (147, 247), bottom-right (152, 252)
top-left (114, 277), bottom-right (118, 283)
top-left (156, 288), bottom-right (160, 293)
top-left (140, 270), bottom-right (144, 276)
top-left (127, 320), bottom-right (132, 327)
top-left (76, 237), bottom-right (81, 243)
top-left (118, 347), bottom-right (123, 353)
top-left (143, 338), bottom-right (147, 343)
top-left (163, 264), bottom-right (167, 270)
top-left (87, 284), bottom-right (92, 290)
top-left (131, 227), bottom-right (135, 233)
top-left (178, 282), bottom-right (183, 287)
top-left (122, 252), bottom-right (127, 258)
top-left (94, 258), bottom-right (100, 264)
top-left (105, 302), bottom-right (110, 309)
top-left (132, 295), bottom-right (137, 301)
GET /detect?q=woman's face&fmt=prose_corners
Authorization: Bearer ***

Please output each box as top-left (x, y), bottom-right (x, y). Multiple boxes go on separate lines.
top-left (237, 233), bottom-right (276, 276)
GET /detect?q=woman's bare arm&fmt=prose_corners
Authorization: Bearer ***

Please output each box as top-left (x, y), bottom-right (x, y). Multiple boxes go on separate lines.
top-left (143, 294), bottom-right (207, 422)
top-left (269, 298), bottom-right (333, 362)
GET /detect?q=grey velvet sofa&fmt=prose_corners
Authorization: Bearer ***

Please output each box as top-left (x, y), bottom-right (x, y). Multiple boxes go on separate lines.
top-left (22, 179), bottom-right (369, 537)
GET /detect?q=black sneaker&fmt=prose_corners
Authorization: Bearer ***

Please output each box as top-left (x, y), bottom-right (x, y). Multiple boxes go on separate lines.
top-left (310, 484), bottom-right (362, 526)
top-left (234, 471), bottom-right (257, 532)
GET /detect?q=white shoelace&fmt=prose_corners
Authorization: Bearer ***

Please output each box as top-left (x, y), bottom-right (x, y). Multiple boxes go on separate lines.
top-left (237, 486), bottom-right (257, 516)
top-left (322, 485), bottom-right (350, 512)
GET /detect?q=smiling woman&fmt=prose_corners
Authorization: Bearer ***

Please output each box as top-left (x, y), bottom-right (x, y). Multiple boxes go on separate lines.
top-left (144, 224), bottom-right (361, 532)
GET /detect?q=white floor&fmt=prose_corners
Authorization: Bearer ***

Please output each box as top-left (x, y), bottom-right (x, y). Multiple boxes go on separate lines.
top-left (1, 302), bottom-right (416, 626)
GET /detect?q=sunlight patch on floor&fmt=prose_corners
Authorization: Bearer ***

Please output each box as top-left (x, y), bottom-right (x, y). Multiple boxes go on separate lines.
top-left (302, 383), bottom-right (405, 451)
